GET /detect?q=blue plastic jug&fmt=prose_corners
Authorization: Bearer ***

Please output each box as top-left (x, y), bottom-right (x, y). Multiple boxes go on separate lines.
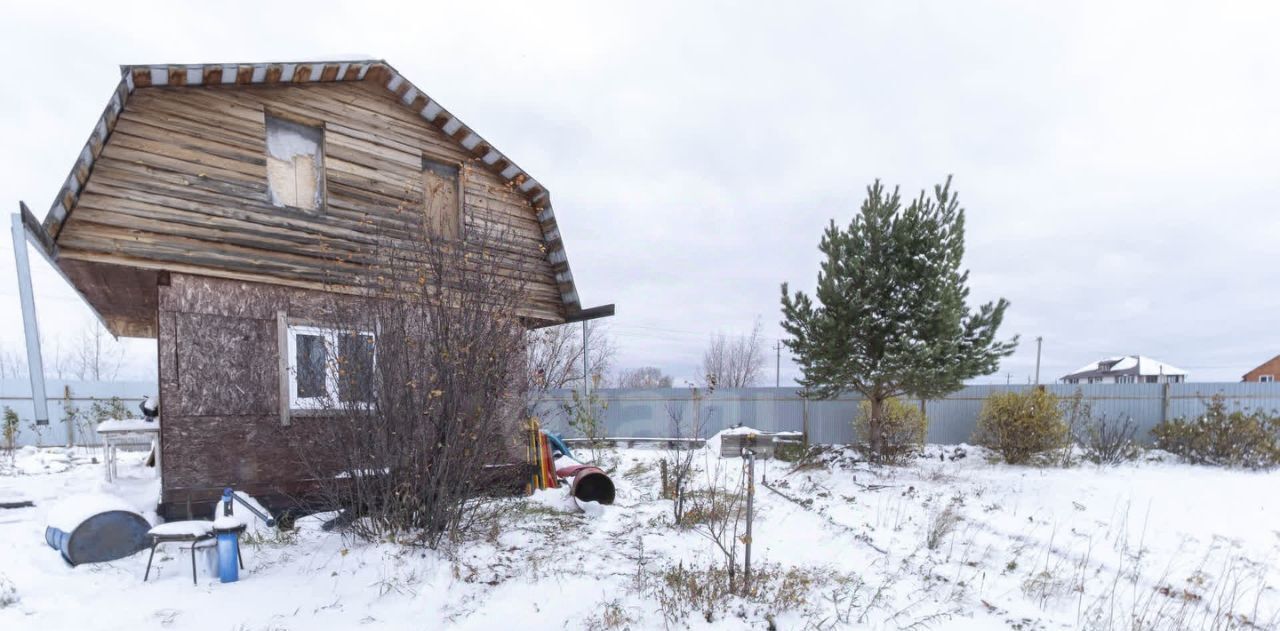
top-left (214, 488), bottom-right (241, 583)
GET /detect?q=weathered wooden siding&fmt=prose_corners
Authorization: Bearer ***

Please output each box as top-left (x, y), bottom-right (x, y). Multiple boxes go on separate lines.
top-left (60, 81), bottom-right (564, 330)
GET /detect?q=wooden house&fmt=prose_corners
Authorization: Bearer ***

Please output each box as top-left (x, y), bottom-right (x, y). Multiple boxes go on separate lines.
top-left (20, 59), bottom-right (610, 518)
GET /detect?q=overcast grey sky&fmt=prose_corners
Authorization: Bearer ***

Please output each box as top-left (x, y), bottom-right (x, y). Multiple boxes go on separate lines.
top-left (2, 0), bottom-right (1278, 385)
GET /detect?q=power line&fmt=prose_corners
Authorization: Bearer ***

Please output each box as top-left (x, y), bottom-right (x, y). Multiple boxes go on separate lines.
top-left (609, 322), bottom-right (785, 344)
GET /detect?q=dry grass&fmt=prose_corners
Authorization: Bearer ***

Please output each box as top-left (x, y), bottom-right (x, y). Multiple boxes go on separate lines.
top-left (925, 500), bottom-right (962, 551)
top-left (645, 561), bottom-right (845, 625)
top-left (583, 598), bottom-right (634, 630)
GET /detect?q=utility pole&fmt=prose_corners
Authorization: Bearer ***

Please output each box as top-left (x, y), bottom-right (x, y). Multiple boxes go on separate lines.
top-left (1034, 336), bottom-right (1043, 385)
top-left (774, 340), bottom-right (781, 388)
top-left (582, 321), bottom-right (590, 395)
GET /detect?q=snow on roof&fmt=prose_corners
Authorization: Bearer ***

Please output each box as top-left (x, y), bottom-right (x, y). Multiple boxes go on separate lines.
top-left (1064, 355), bottom-right (1187, 378)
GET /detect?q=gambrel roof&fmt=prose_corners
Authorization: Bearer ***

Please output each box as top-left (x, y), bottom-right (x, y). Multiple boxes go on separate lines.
top-left (40, 59), bottom-right (588, 317)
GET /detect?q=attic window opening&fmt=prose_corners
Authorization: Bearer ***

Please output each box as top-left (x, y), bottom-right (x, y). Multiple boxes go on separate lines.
top-left (266, 115), bottom-right (325, 210)
top-left (422, 157), bottom-right (461, 239)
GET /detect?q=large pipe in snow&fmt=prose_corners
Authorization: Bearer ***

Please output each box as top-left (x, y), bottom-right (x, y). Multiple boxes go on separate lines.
top-left (555, 464), bottom-right (615, 505)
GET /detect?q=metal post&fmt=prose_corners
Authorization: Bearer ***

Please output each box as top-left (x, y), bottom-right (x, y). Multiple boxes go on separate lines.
top-left (802, 397), bottom-right (810, 447)
top-left (743, 448), bottom-right (754, 593)
top-left (775, 341), bottom-right (780, 388)
top-left (1161, 382), bottom-right (1170, 425)
top-left (11, 213), bottom-right (49, 427)
top-left (1034, 336), bottom-right (1043, 385)
top-left (582, 321), bottom-right (589, 394)
top-left (64, 384), bottom-right (74, 446)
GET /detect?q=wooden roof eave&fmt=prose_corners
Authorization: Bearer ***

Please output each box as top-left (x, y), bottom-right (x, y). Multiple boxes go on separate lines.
top-left (17, 201), bottom-right (117, 335)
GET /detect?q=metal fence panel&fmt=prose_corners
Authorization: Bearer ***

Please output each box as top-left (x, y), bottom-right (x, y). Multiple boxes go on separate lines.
top-left (1, 379), bottom-right (154, 447)
top-left (537, 382), bottom-right (1280, 446)
top-left (5, 380), bottom-right (1280, 449)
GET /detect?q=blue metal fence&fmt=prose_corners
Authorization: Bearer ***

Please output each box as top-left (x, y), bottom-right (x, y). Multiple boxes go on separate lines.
top-left (4, 380), bottom-right (1277, 448)
top-left (0, 379), bottom-right (154, 447)
top-left (536, 382), bottom-right (1280, 446)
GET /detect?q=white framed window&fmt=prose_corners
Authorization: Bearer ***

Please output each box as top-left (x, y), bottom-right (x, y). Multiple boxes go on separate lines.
top-left (1261, 375), bottom-right (1275, 383)
top-left (285, 324), bottom-right (376, 410)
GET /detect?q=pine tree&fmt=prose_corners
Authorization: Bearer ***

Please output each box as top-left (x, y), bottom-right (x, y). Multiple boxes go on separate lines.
top-left (781, 177), bottom-right (1017, 462)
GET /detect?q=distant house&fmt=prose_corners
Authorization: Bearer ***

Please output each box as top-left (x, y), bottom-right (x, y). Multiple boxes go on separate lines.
top-left (1060, 356), bottom-right (1187, 384)
top-left (1242, 355), bottom-right (1280, 383)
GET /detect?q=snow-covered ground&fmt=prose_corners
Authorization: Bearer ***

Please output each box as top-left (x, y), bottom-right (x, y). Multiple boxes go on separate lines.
top-left (0, 443), bottom-right (1277, 630)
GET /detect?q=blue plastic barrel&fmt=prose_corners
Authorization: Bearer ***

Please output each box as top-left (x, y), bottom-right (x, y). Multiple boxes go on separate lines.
top-left (214, 488), bottom-right (245, 583)
top-left (216, 531), bottom-right (239, 583)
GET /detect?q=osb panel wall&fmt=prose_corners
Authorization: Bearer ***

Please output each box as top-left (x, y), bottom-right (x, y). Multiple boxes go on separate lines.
top-left (158, 271), bottom-right (529, 516)
top-left (158, 272), bottom-right (345, 511)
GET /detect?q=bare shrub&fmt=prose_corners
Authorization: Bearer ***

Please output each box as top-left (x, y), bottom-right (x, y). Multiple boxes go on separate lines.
top-left (290, 226), bottom-right (530, 548)
top-left (688, 456), bottom-right (748, 593)
top-left (563, 379), bottom-right (609, 465)
top-left (1056, 389), bottom-right (1091, 466)
top-left (2, 407), bottom-right (18, 454)
top-left (1079, 414), bottom-right (1141, 465)
top-left (855, 397), bottom-right (926, 465)
top-left (1058, 391), bottom-right (1140, 466)
top-left (973, 388), bottom-right (1068, 465)
top-left (662, 384), bottom-right (712, 526)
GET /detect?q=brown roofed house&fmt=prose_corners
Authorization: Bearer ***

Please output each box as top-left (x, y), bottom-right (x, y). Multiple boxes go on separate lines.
top-left (1242, 355), bottom-right (1280, 383)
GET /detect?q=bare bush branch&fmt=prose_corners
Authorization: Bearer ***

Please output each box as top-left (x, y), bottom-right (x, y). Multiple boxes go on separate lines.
top-left (526, 321), bottom-right (615, 395)
top-left (66, 321), bottom-right (125, 381)
top-left (617, 366), bottom-right (673, 389)
top-left (700, 318), bottom-right (766, 389)
top-left (287, 225), bottom-right (531, 548)
top-left (662, 384), bottom-right (712, 525)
